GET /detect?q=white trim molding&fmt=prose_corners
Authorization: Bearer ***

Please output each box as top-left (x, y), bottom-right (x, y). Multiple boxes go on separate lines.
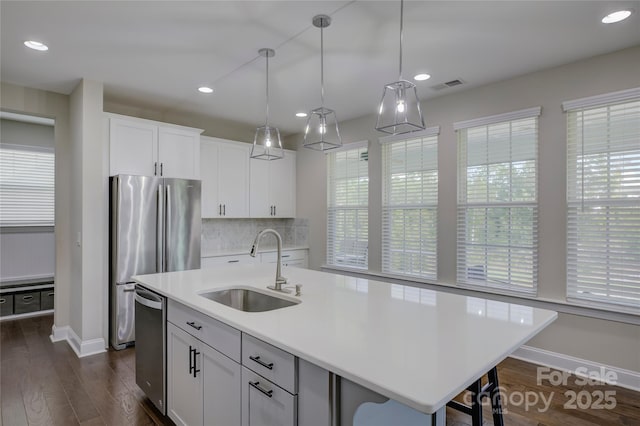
top-left (562, 86), bottom-right (640, 111)
top-left (453, 107), bottom-right (541, 130)
top-left (50, 325), bottom-right (106, 358)
top-left (511, 345), bottom-right (640, 392)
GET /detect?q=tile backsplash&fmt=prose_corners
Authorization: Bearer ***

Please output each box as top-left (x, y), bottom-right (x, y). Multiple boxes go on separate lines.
top-left (202, 218), bottom-right (309, 253)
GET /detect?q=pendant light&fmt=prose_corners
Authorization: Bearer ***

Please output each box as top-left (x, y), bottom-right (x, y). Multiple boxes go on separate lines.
top-left (375, 0), bottom-right (425, 135)
top-left (251, 48), bottom-right (284, 160)
top-left (304, 14), bottom-right (342, 151)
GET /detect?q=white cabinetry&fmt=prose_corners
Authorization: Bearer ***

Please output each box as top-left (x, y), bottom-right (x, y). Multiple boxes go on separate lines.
top-left (200, 137), bottom-right (250, 218)
top-left (250, 151), bottom-right (296, 218)
top-left (108, 114), bottom-right (202, 179)
top-left (202, 249), bottom-right (308, 270)
top-left (167, 300), bottom-right (242, 426)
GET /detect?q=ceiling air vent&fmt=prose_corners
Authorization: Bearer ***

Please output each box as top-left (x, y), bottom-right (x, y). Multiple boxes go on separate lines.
top-left (430, 79), bottom-right (465, 91)
top-left (360, 151), bottom-right (369, 161)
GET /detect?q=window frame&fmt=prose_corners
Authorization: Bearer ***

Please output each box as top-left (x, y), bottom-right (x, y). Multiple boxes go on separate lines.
top-left (326, 141), bottom-right (369, 270)
top-left (380, 127), bottom-right (440, 280)
top-left (454, 108), bottom-right (541, 295)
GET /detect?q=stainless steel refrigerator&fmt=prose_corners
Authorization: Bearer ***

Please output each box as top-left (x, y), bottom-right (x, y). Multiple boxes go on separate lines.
top-left (109, 174), bottom-right (201, 350)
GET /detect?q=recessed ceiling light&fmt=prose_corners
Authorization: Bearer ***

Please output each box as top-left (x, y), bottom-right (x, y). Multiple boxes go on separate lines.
top-left (295, 112), bottom-right (308, 118)
top-left (24, 40), bottom-right (48, 51)
top-left (414, 73), bottom-right (431, 81)
top-left (602, 10), bottom-right (632, 24)
top-left (198, 86), bottom-right (213, 94)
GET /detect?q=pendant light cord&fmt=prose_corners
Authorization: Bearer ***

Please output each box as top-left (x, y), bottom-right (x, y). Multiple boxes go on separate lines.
top-left (399, 0), bottom-right (404, 81)
top-left (320, 23), bottom-right (325, 108)
top-left (265, 54), bottom-right (270, 126)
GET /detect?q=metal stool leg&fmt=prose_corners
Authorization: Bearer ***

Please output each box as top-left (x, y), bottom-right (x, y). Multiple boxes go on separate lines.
top-left (487, 367), bottom-right (504, 426)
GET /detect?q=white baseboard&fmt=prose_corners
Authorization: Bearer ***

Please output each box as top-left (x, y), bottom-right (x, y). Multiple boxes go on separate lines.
top-left (511, 345), bottom-right (640, 392)
top-left (50, 324), bottom-right (106, 358)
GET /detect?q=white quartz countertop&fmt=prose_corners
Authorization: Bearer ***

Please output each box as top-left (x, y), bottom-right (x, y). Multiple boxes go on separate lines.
top-left (133, 264), bottom-right (557, 414)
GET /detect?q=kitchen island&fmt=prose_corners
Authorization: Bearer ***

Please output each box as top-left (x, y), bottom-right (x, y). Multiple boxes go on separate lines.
top-left (134, 264), bottom-right (557, 426)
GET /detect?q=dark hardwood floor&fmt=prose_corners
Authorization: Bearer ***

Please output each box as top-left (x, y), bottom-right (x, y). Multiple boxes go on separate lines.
top-left (1, 314), bottom-right (638, 426)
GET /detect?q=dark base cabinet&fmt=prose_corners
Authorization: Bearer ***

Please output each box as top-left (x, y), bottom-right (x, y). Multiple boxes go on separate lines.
top-left (0, 285), bottom-right (54, 317)
top-left (0, 295), bottom-right (14, 316)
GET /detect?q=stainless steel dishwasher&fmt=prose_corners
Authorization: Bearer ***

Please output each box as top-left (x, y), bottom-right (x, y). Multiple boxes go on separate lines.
top-left (134, 285), bottom-right (166, 414)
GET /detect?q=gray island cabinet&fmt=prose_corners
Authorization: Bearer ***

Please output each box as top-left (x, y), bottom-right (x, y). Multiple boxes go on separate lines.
top-left (134, 264), bottom-right (557, 426)
top-left (166, 298), bottom-right (330, 426)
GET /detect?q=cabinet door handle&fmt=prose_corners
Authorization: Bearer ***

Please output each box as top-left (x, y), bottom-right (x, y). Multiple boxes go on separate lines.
top-left (193, 348), bottom-right (201, 378)
top-left (274, 205), bottom-right (276, 216)
top-left (249, 381), bottom-right (273, 398)
top-left (188, 345), bottom-right (194, 375)
top-left (154, 162), bottom-right (158, 176)
top-left (186, 321), bottom-right (202, 331)
top-left (160, 162), bottom-right (164, 176)
top-left (249, 355), bottom-right (274, 370)
top-left (223, 204), bottom-right (226, 216)
top-left (219, 204), bottom-right (222, 216)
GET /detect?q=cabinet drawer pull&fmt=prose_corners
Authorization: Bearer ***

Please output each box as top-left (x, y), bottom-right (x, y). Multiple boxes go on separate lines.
top-left (249, 355), bottom-right (273, 370)
top-left (0, 299), bottom-right (5, 304)
top-left (249, 381), bottom-right (273, 398)
top-left (186, 321), bottom-right (202, 330)
top-left (22, 295), bottom-right (34, 301)
top-left (227, 260), bottom-right (239, 263)
top-left (47, 292), bottom-right (54, 297)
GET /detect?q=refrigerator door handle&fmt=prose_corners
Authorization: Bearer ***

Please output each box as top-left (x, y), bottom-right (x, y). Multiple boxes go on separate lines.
top-left (164, 185), bottom-right (171, 272)
top-left (157, 184), bottom-right (164, 273)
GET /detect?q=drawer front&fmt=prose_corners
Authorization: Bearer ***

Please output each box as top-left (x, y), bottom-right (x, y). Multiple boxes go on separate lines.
top-left (14, 291), bottom-right (41, 314)
top-left (261, 250), bottom-right (306, 264)
top-left (241, 366), bottom-right (296, 426)
top-left (168, 299), bottom-right (241, 362)
top-left (40, 289), bottom-right (55, 310)
top-left (202, 254), bottom-right (257, 268)
top-left (242, 333), bottom-right (296, 394)
top-left (0, 294), bottom-right (14, 316)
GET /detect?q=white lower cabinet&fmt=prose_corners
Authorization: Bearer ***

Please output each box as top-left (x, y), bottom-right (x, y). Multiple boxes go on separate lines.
top-left (203, 343), bottom-right (242, 426)
top-left (167, 307), bottom-right (242, 426)
top-left (167, 323), bottom-right (203, 426)
top-left (241, 367), bottom-right (297, 426)
top-left (167, 301), bottom-right (330, 426)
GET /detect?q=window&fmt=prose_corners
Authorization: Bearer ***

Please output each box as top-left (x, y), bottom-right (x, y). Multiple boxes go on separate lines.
top-left (381, 127), bottom-right (439, 279)
top-left (455, 108), bottom-right (540, 294)
top-left (326, 142), bottom-right (369, 268)
top-left (564, 88), bottom-right (640, 312)
top-left (0, 144), bottom-right (54, 226)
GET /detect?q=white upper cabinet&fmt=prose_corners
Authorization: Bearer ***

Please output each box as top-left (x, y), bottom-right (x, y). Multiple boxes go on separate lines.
top-left (249, 151), bottom-right (296, 218)
top-left (200, 137), bottom-right (250, 218)
top-left (108, 114), bottom-right (202, 179)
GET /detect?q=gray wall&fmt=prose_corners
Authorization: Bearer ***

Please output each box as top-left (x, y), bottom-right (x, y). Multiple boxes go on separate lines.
top-left (0, 119), bottom-right (56, 282)
top-left (288, 46), bottom-right (640, 372)
top-left (1, 82), bottom-right (72, 329)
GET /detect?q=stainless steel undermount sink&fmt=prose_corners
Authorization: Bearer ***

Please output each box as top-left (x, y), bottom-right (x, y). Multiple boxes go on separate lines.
top-left (200, 288), bottom-right (300, 312)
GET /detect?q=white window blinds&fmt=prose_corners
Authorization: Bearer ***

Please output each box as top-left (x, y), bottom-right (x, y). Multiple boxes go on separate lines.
top-left (565, 89), bottom-right (640, 312)
top-left (456, 108), bottom-right (540, 294)
top-left (381, 128), bottom-right (439, 279)
top-left (0, 144), bottom-right (55, 226)
top-left (327, 143), bottom-right (369, 268)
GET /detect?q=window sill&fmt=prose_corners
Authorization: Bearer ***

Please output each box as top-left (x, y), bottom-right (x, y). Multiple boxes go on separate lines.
top-left (320, 266), bottom-right (640, 326)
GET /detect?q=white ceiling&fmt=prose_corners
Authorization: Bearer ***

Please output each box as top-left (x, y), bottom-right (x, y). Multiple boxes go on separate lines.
top-left (2, 1), bottom-right (639, 135)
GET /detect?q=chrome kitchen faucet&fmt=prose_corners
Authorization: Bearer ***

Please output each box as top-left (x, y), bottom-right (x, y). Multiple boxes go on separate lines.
top-left (250, 229), bottom-right (289, 293)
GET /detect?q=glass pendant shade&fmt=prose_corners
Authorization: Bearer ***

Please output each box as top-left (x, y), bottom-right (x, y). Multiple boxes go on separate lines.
top-left (251, 125), bottom-right (283, 160)
top-left (304, 107), bottom-right (341, 151)
top-left (375, 0), bottom-right (425, 135)
top-left (375, 79), bottom-right (425, 134)
top-left (251, 48), bottom-right (284, 160)
top-left (304, 14), bottom-right (342, 151)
